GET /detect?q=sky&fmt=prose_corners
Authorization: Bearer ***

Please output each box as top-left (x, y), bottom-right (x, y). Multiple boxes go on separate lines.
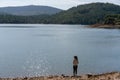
top-left (0, 0), bottom-right (120, 10)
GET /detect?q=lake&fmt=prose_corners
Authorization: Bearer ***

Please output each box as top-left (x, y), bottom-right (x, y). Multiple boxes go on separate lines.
top-left (0, 24), bottom-right (120, 78)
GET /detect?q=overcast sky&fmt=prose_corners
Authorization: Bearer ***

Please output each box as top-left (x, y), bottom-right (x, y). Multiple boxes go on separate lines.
top-left (0, 0), bottom-right (120, 10)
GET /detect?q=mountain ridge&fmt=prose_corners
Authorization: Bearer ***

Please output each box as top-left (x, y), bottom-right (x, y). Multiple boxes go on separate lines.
top-left (0, 5), bottom-right (63, 16)
top-left (0, 2), bottom-right (120, 24)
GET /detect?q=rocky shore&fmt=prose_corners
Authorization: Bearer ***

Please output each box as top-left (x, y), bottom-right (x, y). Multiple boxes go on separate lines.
top-left (1, 72), bottom-right (120, 80)
top-left (89, 24), bottom-right (120, 29)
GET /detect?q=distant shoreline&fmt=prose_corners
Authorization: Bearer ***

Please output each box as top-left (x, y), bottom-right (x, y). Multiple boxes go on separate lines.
top-left (0, 72), bottom-right (120, 80)
top-left (89, 24), bottom-right (120, 29)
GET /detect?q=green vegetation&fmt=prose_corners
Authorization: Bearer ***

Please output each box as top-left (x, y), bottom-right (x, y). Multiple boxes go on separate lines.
top-left (0, 3), bottom-right (120, 24)
top-left (0, 14), bottom-right (50, 23)
top-left (51, 3), bottom-right (120, 24)
top-left (104, 14), bottom-right (120, 25)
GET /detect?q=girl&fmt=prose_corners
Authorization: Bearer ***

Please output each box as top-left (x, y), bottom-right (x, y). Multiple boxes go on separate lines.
top-left (73, 56), bottom-right (79, 76)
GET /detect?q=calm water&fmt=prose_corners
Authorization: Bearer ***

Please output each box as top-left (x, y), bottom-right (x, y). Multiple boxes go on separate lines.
top-left (0, 24), bottom-right (120, 77)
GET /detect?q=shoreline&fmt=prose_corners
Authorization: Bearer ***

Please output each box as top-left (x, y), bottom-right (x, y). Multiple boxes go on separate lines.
top-left (89, 24), bottom-right (120, 29)
top-left (1, 72), bottom-right (120, 80)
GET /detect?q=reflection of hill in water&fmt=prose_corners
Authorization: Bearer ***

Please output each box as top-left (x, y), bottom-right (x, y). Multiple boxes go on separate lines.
top-left (0, 26), bottom-right (34, 28)
top-left (34, 34), bottom-right (56, 37)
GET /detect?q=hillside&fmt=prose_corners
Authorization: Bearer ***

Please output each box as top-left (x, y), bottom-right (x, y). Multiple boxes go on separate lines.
top-left (0, 3), bottom-right (120, 24)
top-left (90, 14), bottom-right (120, 29)
top-left (50, 3), bottom-right (120, 24)
top-left (104, 14), bottom-right (120, 25)
top-left (0, 5), bottom-right (62, 16)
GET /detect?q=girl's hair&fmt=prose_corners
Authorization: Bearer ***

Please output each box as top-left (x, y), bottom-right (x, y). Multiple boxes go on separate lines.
top-left (74, 56), bottom-right (78, 61)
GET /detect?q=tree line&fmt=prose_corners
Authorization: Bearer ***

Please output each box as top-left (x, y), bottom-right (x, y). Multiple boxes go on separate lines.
top-left (104, 14), bottom-right (120, 25)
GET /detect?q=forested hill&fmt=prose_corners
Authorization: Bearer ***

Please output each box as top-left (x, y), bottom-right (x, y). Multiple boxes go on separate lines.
top-left (0, 3), bottom-right (120, 24)
top-left (0, 5), bottom-right (62, 16)
top-left (51, 3), bottom-right (120, 24)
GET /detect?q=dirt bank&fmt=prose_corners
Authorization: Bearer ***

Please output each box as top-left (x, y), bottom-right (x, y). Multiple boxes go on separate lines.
top-left (1, 72), bottom-right (120, 80)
